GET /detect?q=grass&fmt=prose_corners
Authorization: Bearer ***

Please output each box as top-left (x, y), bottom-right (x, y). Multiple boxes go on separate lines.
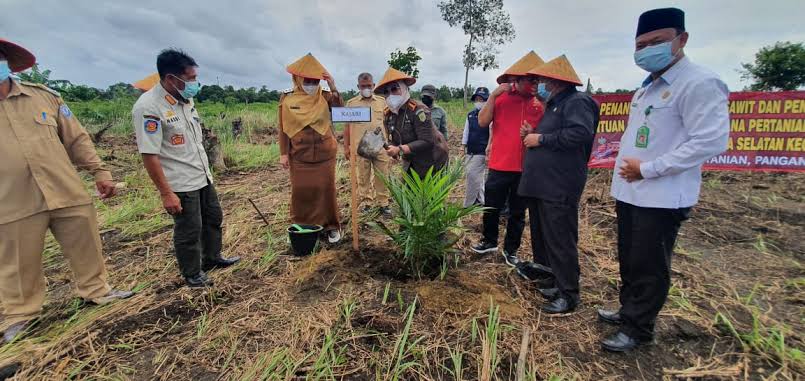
top-left (479, 301), bottom-right (502, 381)
top-left (387, 298), bottom-right (423, 380)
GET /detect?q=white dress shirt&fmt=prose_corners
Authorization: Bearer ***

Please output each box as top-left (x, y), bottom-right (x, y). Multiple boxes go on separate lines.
top-left (611, 56), bottom-right (730, 209)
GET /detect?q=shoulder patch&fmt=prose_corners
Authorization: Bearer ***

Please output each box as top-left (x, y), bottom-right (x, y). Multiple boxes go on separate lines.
top-left (416, 110), bottom-right (427, 122)
top-left (143, 118), bottom-right (161, 134)
top-left (59, 104), bottom-right (72, 118)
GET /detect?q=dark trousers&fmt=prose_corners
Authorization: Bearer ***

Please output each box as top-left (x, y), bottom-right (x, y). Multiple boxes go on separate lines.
top-left (172, 184), bottom-right (224, 278)
top-left (526, 197), bottom-right (580, 300)
top-left (616, 201), bottom-right (690, 340)
top-left (481, 170), bottom-right (526, 253)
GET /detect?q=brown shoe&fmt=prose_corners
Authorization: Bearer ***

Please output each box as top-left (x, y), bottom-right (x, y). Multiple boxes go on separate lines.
top-left (87, 289), bottom-right (134, 305)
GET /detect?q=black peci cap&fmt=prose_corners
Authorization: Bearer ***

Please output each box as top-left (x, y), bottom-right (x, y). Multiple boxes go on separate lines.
top-left (636, 7), bottom-right (685, 37)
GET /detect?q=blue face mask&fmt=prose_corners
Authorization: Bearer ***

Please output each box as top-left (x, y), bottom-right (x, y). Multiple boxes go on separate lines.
top-left (0, 61), bottom-right (11, 82)
top-left (170, 74), bottom-right (201, 99)
top-left (537, 82), bottom-right (551, 100)
top-left (634, 36), bottom-right (680, 73)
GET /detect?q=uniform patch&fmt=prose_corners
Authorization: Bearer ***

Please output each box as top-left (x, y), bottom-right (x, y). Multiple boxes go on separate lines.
top-left (166, 110), bottom-right (176, 118)
top-left (417, 111), bottom-right (427, 122)
top-left (41, 111), bottom-right (47, 122)
top-left (144, 119), bottom-right (160, 134)
top-left (170, 134), bottom-right (185, 145)
top-left (59, 104), bottom-right (73, 118)
top-left (662, 91), bottom-right (671, 100)
top-left (164, 94), bottom-right (177, 106)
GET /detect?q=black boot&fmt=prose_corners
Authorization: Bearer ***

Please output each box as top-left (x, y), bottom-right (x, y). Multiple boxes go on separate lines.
top-left (597, 309), bottom-right (622, 325)
top-left (185, 272), bottom-right (214, 288)
top-left (538, 288), bottom-right (559, 300)
top-left (601, 331), bottom-right (643, 352)
top-left (202, 256), bottom-right (241, 272)
top-left (542, 296), bottom-right (578, 314)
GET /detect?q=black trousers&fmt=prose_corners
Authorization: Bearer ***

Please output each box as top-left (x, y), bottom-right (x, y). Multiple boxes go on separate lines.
top-left (172, 184), bottom-right (224, 278)
top-left (481, 170), bottom-right (526, 253)
top-left (526, 197), bottom-right (580, 300)
top-left (616, 201), bottom-right (690, 340)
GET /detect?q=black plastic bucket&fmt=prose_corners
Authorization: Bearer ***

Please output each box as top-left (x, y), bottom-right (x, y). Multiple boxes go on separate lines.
top-left (287, 224), bottom-right (323, 257)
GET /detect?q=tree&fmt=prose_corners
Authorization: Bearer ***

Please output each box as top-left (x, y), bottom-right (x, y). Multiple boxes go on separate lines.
top-left (388, 46), bottom-right (422, 78)
top-left (438, 0), bottom-right (516, 106)
top-left (16, 64), bottom-right (52, 85)
top-left (741, 41), bottom-right (805, 91)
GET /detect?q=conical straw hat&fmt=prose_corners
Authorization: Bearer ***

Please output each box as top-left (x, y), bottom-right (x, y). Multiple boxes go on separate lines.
top-left (0, 38), bottom-right (36, 72)
top-left (496, 50), bottom-right (544, 84)
top-left (132, 73), bottom-right (160, 91)
top-left (374, 67), bottom-right (416, 94)
top-left (527, 54), bottom-right (583, 86)
top-left (286, 53), bottom-right (329, 80)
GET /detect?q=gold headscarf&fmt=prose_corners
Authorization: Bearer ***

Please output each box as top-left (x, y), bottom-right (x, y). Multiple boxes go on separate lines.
top-left (280, 54), bottom-right (332, 138)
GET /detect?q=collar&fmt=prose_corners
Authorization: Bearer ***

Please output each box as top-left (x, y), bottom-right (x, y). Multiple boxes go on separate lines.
top-left (7, 79), bottom-right (31, 98)
top-left (546, 86), bottom-right (577, 108)
top-left (156, 81), bottom-right (182, 106)
top-left (641, 56), bottom-right (691, 87)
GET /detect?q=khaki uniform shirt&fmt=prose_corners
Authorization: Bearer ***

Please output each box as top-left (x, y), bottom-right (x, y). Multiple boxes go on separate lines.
top-left (0, 79), bottom-right (112, 225)
top-left (132, 83), bottom-right (212, 192)
top-left (345, 94), bottom-right (387, 152)
top-left (430, 104), bottom-right (448, 139)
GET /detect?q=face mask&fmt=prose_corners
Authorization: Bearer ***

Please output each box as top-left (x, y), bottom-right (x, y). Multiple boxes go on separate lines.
top-left (386, 94), bottom-right (406, 112)
top-left (422, 96), bottom-right (434, 107)
top-left (634, 36), bottom-right (680, 73)
top-left (170, 74), bottom-right (201, 99)
top-left (360, 88), bottom-right (373, 98)
top-left (537, 83), bottom-right (551, 100)
top-left (474, 101), bottom-right (485, 110)
top-left (303, 84), bottom-right (319, 95)
top-left (0, 61), bottom-right (10, 83)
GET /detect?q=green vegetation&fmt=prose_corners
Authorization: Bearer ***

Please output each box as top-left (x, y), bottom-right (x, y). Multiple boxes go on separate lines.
top-left (370, 163), bottom-right (485, 279)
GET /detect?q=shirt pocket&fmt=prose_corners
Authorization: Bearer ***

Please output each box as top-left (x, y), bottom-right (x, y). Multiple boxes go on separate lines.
top-left (163, 120), bottom-right (190, 153)
top-left (33, 114), bottom-right (59, 141)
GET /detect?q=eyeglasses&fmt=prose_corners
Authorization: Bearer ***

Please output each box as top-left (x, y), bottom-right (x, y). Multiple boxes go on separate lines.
top-left (383, 83), bottom-right (401, 95)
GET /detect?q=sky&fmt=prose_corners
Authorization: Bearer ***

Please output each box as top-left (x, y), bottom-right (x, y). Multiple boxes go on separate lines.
top-left (1, 0), bottom-right (803, 92)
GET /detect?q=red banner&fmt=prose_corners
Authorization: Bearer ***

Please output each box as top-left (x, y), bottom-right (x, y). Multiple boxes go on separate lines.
top-left (589, 91), bottom-right (805, 172)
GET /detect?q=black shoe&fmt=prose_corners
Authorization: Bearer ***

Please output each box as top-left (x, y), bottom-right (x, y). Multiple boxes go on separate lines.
top-left (542, 296), bottom-right (577, 314)
top-left (379, 207), bottom-right (393, 218)
top-left (516, 262), bottom-right (553, 282)
top-left (501, 250), bottom-right (520, 267)
top-left (471, 240), bottom-right (497, 254)
top-left (202, 256), bottom-right (241, 272)
top-left (361, 205), bottom-right (373, 214)
top-left (597, 309), bottom-right (622, 325)
top-left (185, 272), bottom-right (214, 288)
top-left (601, 331), bottom-right (642, 352)
top-left (538, 287), bottom-right (559, 300)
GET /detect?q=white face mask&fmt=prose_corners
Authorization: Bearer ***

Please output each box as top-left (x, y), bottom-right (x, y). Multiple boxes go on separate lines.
top-left (386, 95), bottom-right (406, 111)
top-left (474, 101), bottom-right (485, 110)
top-left (360, 88), bottom-right (373, 98)
top-left (302, 84), bottom-right (319, 95)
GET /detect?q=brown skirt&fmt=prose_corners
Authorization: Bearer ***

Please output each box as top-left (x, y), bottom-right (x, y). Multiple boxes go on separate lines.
top-left (288, 128), bottom-right (340, 230)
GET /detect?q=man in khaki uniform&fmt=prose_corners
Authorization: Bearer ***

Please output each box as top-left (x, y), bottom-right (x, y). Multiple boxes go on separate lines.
top-left (133, 49), bottom-right (239, 288)
top-left (0, 39), bottom-right (132, 343)
top-left (343, 72), bottom-right (391, 216)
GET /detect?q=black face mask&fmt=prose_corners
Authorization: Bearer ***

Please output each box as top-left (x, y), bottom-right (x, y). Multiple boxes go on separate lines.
top-left (422, 96), bottom-right (434, 107)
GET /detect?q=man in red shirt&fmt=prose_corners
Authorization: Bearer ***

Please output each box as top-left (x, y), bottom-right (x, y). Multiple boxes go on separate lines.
top-left (472, 51), bottom-right (545, 267)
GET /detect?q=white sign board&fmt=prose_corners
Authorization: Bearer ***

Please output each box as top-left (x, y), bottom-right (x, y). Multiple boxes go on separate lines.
top-left (331, 107), bottom-right (371, 123)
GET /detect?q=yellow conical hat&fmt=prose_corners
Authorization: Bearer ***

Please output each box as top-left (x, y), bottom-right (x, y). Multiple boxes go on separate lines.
top-left (527, 54), bottom-right (583, 86)
top-left (286, 53), bottom-right (329, 80)
top-left (496, 50), bottom-right (544, 84)
top-left (132, 72), bottom-right (160, 91)
top-left (374, 67), bottom-right (416, 94)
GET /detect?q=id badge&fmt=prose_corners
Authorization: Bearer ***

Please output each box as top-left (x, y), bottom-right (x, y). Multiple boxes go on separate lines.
top-left (635, 125), bottom-right (649, 148)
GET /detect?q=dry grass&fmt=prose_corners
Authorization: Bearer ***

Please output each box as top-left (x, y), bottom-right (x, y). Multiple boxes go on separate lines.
top-left (0, 124), bottom-right (802, 380)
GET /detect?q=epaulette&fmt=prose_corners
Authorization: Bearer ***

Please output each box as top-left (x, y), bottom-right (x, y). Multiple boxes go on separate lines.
top-left (20, 81), bottom-right (61, 97)
top-left (383, 106), bottom-right (391, 115)
top-left (407, 99), bottom-right (418, 111)
top-left (321, 86), bottom-right (332, 92)
top-left (281, 88), bottom-right (294, 94)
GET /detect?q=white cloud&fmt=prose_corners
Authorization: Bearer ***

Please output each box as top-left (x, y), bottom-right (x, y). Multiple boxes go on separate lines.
top-left (1, 0), bottom-right (802, 91)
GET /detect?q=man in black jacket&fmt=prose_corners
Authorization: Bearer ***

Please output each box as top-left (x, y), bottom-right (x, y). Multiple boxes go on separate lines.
top-left (517, 55), bottom-right (599, 314)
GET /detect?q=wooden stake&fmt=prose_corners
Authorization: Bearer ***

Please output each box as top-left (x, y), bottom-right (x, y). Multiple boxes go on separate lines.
top-left (349, 149), bottom-right (359, 251)
top-left (515, 326), bottom-right (532, 381)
